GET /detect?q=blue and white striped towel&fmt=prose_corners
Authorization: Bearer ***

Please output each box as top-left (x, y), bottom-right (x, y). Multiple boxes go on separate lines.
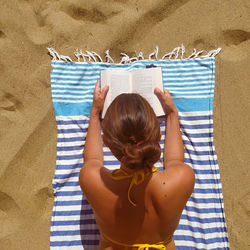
top-left (48, 47), bottom-right (229, 249)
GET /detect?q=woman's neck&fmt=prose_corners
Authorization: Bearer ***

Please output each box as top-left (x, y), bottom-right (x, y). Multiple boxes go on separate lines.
top-left (120, 164), bottom-right (152, 174)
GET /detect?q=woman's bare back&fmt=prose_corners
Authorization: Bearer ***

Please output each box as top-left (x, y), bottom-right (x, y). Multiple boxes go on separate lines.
top-left (80, 163), bottom-right (194, 249)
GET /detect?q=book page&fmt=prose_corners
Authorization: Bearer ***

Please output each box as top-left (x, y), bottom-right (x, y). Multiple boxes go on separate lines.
top-left (131, 68), bottom-right (165, 116)
top-left (101, 69), bottom-right (131, 118)
top-left (109, 73), bottom-right (131, 102)
top-left (131, 73), bottom-right (154, 106)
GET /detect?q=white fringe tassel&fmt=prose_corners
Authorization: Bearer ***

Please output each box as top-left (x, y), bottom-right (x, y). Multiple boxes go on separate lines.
top-left (47, 45), bottom-right (221, 64)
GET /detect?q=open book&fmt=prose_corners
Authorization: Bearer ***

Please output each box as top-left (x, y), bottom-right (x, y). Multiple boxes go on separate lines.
top-left (100, 67), bottom-right (165, 118)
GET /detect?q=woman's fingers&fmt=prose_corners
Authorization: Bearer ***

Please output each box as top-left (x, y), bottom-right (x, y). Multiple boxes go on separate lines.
top-left (94, 80), bottom-right (101, 93)
top-left (154, 87), bottom-right (164, 100)
top-left (101, 85), bottom-right (109, 99)
top-left (154, 87), bottom-right (177, 114)
top-left (154, 87), bottom-right (168, 103)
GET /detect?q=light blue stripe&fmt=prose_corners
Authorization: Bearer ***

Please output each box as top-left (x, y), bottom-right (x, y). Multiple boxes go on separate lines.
top-left (174, 97), bottom-right (214, 112)
top-left (51, 77), bottom-right (99, 82)
top-left (51, 82), bottom-right (95, 86)
top-left (52, 102), bottom-right (92, 116)
top-left (168, 88), bottom-right (213, 92)
top-left (52, 97), bottom-right (214, 116)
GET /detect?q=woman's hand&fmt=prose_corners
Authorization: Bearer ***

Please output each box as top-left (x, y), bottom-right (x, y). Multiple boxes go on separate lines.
top-left (91, 80), bottom-right (109, 116)
top-left (154, 87), bottom-right (178, 115)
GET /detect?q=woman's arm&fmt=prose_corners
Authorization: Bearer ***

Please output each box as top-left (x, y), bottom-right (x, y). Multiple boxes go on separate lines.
top-left (83, 80), bottom-right (109, 165)
top-left (154, 88), bottom-right (184, 168)
top-left (79, 80), bottom-right (108, 194)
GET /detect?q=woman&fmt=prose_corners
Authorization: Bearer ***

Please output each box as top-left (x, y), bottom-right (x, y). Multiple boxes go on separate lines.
top-left (79, 80), bottom-right (195, 250)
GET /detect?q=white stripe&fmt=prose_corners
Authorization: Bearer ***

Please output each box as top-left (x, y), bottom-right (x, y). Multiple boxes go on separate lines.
top-left (50, 246), bottom-right (89, 250)
top-left (181, 128), bottom-right (213, 133)
top-left (181, 136), bottom-right (213, 143)
top-left (52, 214), bottom-right (94, 221)
top-left (56, 116), bottom-right (89, 121)
top-left (53, 204), bottom-right (92, 212)
top-left (184, 153), bottom-right (213, 160)
top-left (168, 85), bottom-right (214, 90)
top-left (188, 163), bottom-right (219, 170)
top-left (50, 235), bottom-right (99, 242)
top-left (179, 110), bottom-right (213, 116)
top-left (57, 124), bottom-right (89, 130)
top-left (51, 79), bottom-right (96, 83)
top-left (179, 219), bottom-right (226, 229)
top-left (162, 66), bottom-right (212, 72)
top-left (57, 150), bottom-right (83, 156)
top-left (51, 224), bottom-right (100, 231)
top-left (184, 144), bottom-right (216, 152)
top-left (52, 94), bottom-right (93, 98)
top-left (172, 95), bottom-right (214, 98)
top-left (53, 196), bottom-right (83, 202)
top-left (165, 81), bottom-right (213, 86)
top-left (52, 65), bottom-right (104, 70)
top-left (57, 141), bottom-right (85, 147)
top-left (163, 75), bottom-right (214, 80)
top-left (174, 230), bottom-right (228, 238)
top-left (193, 174), bottom-right (221, 180)
top-left (56, 159), bottom-right (84, 166)
top-left (174, 240), bottom-right (229, 248)
top-left (57, 133), bottom-right (85, 138)
top-left (191, 193), bottom-right (222, 199)
top-left (192, 183), bottom-right (223, 190)
top-left (52, 75), bottom-right (99, 79)
top-left (52, 84), bottom-right (95, 90)
top-left (53, 99), bottom-right (93, 103)
top-left (53, 168), bottom-right (81, 176)
top-left (171, 90), bottom-right (213, 94)
top-left (179, 120), bottom-right (212, 126)
top-left (54, 186), bottom-right (82, 192)
top-left (186, 200), bottom-right (224, 209)
top-left (52, 90), bottom-right (94, 94)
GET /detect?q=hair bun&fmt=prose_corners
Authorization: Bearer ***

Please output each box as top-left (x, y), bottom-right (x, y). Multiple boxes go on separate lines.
top-left (121, 142), bottom-right (161, 170)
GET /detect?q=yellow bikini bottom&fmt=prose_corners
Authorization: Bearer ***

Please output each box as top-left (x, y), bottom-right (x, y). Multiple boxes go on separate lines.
top-left (102, 233), bottom-right (173, 250)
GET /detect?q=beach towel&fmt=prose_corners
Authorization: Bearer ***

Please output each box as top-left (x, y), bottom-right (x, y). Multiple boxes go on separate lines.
top-left (48, 45), bottom-right (229, 250)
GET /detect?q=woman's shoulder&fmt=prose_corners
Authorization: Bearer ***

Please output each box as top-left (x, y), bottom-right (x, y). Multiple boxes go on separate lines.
top-left (149, 163), bottom-right (195, 209)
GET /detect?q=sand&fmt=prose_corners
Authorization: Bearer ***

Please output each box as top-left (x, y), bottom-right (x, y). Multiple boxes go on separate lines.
top-left (0, 0), bottom-right (249, 249)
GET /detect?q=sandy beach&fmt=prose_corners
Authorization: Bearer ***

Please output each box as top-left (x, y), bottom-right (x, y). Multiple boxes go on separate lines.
top-left (0, 0), bottom-right (249, 249)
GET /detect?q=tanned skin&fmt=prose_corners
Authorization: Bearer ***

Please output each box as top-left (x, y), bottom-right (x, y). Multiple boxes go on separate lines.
top-left (79, 80), bottom-right (195, 250)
